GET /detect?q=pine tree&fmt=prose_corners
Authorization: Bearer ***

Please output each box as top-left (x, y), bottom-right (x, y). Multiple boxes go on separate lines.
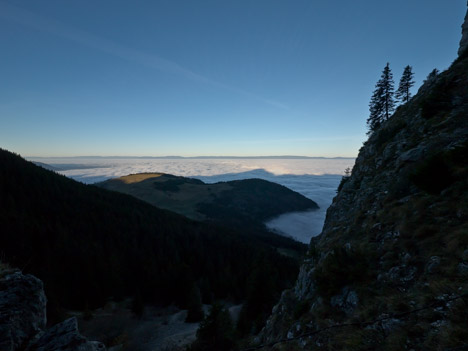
top-left (367, 63), bottom-right (395, 133)
top-left (191, 303), bottom-right (237, 351)
top-left (396, 65), bottom-right (415, 103)
top-left (424, 68), bottom-right (439, 84)
top-left (186, 285), bottom-right (204, 323)
top-left (367, 85), bottom-right (385, 132)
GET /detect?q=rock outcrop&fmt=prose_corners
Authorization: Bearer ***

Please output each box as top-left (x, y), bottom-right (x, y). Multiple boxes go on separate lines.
top-left (258, 6), bottom-right (468, 350)
top-left (0, 270), bottom-right (104, 351)
top-left (459, 1), bottom-right (468, 56)
top-left (0, 272), bottom-right (46, 351)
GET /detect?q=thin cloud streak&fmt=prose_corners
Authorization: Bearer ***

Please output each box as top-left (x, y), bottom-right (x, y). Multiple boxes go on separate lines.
top-left (0, 1), bottom-right (288, 109)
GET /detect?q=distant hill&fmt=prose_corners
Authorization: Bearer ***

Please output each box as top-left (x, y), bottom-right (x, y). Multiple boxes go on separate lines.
top-left (0, 149), bottom-right (301, 322)
top-left (97, 173), bottom-right (318, 236)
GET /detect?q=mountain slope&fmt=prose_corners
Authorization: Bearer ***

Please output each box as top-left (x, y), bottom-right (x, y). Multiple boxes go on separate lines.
top-left (257, 9), bottom-right (468, 350)
top-left (0, 149), bottom-right (299, 321)
top-left (97, 173), bottom-right (318, 235)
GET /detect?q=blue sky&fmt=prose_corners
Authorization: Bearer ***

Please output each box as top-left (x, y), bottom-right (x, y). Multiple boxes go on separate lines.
top-left (0, 0), bottom-right (466, 157)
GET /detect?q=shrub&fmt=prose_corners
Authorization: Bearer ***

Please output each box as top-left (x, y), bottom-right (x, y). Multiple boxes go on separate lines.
top-left (409, 143), bottom-right (468, 195)
top-left (293, 300), bottom-right (311, 319)
top-left (337, 176), bottom-right (349, 193)
top-left (313, 247), bottom-right (372, 299)
top-left (373, 119), bottom-right (407, 151)
top-left (191, 303), bottom-right (237, 351)
top-left (420, 76), bottom-right (457, 119)
top-left (410, 154), bottom-right (453, 194)
top-left (186, 285), bottom-right (204, 323)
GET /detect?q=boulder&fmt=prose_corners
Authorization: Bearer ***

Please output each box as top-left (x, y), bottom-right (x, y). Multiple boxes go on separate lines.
top-left (0, 272), bottom-right (47, 351)
top-left (0, 271), bottom-right (104, 351)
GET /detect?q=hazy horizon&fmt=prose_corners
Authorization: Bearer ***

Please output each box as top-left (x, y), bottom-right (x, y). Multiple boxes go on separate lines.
top-left (28, 154), bottom-right (356, 159)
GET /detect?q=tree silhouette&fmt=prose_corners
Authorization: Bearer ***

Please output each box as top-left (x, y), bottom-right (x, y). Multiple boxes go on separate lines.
top-left (186, 285), bottom-right (205, 323)
top-left (396, 65), bottom-right (415, 103)
top-left (367, 63), bottom-right (395, 133)
top-left (191, 303), bottom-right (237, 351)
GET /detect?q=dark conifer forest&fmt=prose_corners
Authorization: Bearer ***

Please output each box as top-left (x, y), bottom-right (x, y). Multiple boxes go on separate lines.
top-left (0, 148), bottom-right (300, 324)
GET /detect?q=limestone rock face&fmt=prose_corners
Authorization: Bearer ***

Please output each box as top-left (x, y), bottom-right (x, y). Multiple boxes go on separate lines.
top-left (459, 1), bottom-right (468, 56)
top-left (0, 272), bottom-right (47, 351)
top-left (0, 272), bottom-right (104, 351)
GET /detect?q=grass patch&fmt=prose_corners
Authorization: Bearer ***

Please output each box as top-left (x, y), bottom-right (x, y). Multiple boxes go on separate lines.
top-left (419, 71), bottom-right (462, 120)
top-left (373, 119), bottom-right (407, 152)
top-left (409, 142), bottom-right (468, 194)
top-left (313, 247), bottom-right (373, 299)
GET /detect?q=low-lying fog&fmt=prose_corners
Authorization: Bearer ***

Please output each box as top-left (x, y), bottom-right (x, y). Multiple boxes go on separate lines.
top-left (28, 157), bottom-right (355, 244)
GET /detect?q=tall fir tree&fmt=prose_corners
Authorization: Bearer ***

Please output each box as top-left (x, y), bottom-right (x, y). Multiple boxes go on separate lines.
top-left (367, 85), bottom-right (385, 132)
top-left (191, 303), bottom-right (237, 351)
top-left (396, 65), bottom-right (415, 103)
top-left (367, 63), bottom-right (395, 133)
top-left (185, 285), bottom-right (204, 323)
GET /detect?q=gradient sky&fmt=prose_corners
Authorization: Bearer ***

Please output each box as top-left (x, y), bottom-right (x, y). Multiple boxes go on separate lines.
top-left (1, 0), bottom-right (466, 157)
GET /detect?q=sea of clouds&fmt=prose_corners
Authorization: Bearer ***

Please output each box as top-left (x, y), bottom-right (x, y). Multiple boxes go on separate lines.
top-left (28, 157), bottom-right (356, 244)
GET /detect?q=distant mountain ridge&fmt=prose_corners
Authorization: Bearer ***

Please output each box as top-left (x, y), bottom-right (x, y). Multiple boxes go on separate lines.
top-left (29, 155), bottom-right (355, 160)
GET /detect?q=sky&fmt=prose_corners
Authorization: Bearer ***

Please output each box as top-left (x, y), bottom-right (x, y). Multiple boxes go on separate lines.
top-left (1, 0), bottom-right (466, 157)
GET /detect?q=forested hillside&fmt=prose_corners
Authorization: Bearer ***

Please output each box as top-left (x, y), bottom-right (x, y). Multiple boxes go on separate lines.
top-left (0, 149), bottom-right (299, 324)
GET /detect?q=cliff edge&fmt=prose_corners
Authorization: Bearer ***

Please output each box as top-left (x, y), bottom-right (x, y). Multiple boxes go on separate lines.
top-left (258, 5), bottom-right (468, 350)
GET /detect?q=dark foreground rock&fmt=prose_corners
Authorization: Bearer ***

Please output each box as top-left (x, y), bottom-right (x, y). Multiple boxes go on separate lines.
top-left (0, 272), bottom-right (46, 351)
top-left (0, 271), bottom-right (104, 351)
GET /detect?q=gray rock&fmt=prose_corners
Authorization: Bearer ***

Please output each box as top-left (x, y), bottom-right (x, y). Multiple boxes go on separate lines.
top-left (0, 271), bottom-right (103, 351)
top-left (0, 272), bottom-right (47, 351)
top-left (27, 317), bottom-right (105, 351)
top-left (330, 287), bottom-right (358, 314)
top-left (294, 263), bottom-right (315, 300)
top-left (425, 256), bottom-right (441, 274)
top-left (462, 249), bottom-right (468, 261)
top-left (380, 317), bottom-right (402, 335)
top-left (397, 146), bottom-right (425, 167)
top-left (458, 262), bottom-right (468, 275)
top-left (387, 265), bottom-right (417, 283)
top-left (402, 253), bottom-right (411, 264)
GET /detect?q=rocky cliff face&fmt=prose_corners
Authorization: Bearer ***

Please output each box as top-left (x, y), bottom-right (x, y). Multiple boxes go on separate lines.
top-left (258, 6), bottom-right (468, 350)
top-left (0, 269), bottom-right (104, 351)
